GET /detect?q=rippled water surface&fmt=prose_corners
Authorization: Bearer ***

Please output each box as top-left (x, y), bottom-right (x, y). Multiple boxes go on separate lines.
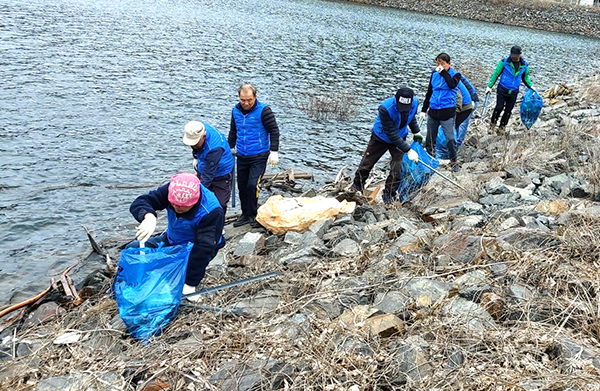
top-left (1, 0), bottom-right (599, 305)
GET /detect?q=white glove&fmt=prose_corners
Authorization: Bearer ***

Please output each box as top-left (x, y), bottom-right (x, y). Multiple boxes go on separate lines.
top-left (435, 65), bottom-right (444, 73)
top-left (485, 87), bottom-right (492, 94)
top-left (182, 283), bottom-right (202, 303)
top-left (136, 214), bottom-right (156, 245)
top-left (268, 151), bottom-right (279, 168)
top-left (192, 158), bottom-right (198, 172)
top-left (419, 112), bottom-right (427, 121)
top-left (529, 85), bottom-right (536, 92)
top-left (230, 148), bottom-right (236, 156)
top-left (407, 149), bottom-right (419, 163)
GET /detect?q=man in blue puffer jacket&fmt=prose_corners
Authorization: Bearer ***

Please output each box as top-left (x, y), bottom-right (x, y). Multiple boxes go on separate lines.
top-left (486, 45), bottom-right (535, 134)
top-left (183, 120), bottom-right (234, 214)
top-left (352, 87), bottom-right (421, 205)
top-left (419, 52), bottom-right (462, 170)
top-left (228, 84), bottom-right (280, 228)
top-left (128, 173), bottom-right (225, 301)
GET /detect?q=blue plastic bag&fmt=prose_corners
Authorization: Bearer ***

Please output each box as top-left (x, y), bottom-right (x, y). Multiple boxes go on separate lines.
top-left (435, 126), bottom-right (458, 160)
top-left (114, 242), bottom-right (193, 344)
top-left (398, 141), bottom-right (439, 201)
top-left (520, 88), bottom-right (543, 130)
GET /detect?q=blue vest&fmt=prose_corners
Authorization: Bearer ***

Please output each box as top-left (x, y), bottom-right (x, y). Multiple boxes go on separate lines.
top-left (373, 96), bottom-right (419, 143)
top-left (499, 57), bottom-right (528, 92)
top-left (429, 68), bottom-right (459, 110)
top-left (458, 81), bottom-right (472, 106)
top-left (166, 184), bottom-right (223, 245)
top-left (232, 100), bottom-right (270, 156)
top-left (195, 123), bottom-right (234, 177)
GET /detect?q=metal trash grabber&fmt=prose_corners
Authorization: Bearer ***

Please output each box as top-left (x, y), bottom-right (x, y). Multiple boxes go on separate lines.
top-left (418, 160), bottom-right (468, 192)
top-left (180, 303), bottom-right (245, 315)
top-left (182, 271), bottom-right (280, 300)
top-left (480, 92), bottom-right (491, 118)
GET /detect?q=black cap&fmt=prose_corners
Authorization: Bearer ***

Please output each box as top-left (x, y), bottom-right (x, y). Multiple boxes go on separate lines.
top-left (510, 45), bottom-right (522, 56)
top-left (395, 87), bottom-right (414, 112)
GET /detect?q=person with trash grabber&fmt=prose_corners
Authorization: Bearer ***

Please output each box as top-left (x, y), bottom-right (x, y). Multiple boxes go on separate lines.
top-left (351, 86), bottom-right (421, 206)
top-left (127, 172), bottom-right (225, 302)
top-left (486, 45), bottom-right (535, 135)
top-left (419, 52), bottom-right (462, 172)
top-left (228, 83), bottom-right (280, 228)
top-left (183, 120), bottom-right (234, 214)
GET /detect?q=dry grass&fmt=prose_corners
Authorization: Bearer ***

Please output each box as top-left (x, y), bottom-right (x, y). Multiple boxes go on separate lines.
top-left (296, 91), bottom-right (356, 121)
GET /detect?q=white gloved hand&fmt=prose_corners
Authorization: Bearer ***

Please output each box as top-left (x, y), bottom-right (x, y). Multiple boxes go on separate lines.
top-left (182, 283), bottom-right (201, 302)
top-left (230, 148), bottom-right (236, 156)
top-left (407, 149), bottom-right (419, 163)
top-left (485, 87), bottom-right (492, 94)
top-left (419, 112), bottom-right (427, 121)
top-left (268, 151), bottom-right (279, 168)
top-left (529, 85), bottom-right (536, 92)
top-left (435, 65), bottom-right (444, 73)
top-left (136, 214), bottom-right (156, 245)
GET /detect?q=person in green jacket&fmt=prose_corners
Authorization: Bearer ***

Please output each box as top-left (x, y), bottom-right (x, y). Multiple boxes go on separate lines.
top-left (485, 46), bottom-right (535, 134)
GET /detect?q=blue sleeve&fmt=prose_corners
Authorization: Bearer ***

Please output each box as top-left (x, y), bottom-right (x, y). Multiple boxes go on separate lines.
top-left (200, 148), bottom-right (224, 187)
top-left (129, 184), bottom-right (170, 222)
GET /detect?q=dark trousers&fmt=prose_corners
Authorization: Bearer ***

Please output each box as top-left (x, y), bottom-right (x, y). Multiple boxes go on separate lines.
top-left (426, 115), bottom-right (457, 162)
top-left (237, 153), bottom-right (268, 218)
top-left (209, 171), bottom-right (233, 215)
top-left (353, 133), bottom-right (404, 196)
top-left (491, 88), bottom-right (518, 127)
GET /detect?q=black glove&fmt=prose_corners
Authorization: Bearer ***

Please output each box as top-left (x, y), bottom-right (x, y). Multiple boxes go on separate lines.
top-left (413, 134), bottom-right (423, 144)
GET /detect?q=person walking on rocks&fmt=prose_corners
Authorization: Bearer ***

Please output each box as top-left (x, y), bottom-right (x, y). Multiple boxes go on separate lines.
top-left (228, 83), bottom-right (280, 228)
top-left (352, 87), bottom-right (421, 205)
top-left (419, 53), bottom-right (462, 170)
top-left (486, 45), bottom-right (535, 134)
top-left (128, 173), bottom-right (225, 301)
top-left (183, 120), bottom-right (234, 214)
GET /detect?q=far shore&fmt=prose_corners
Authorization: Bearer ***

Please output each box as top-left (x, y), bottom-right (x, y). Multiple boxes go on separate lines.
top-left (345, 0), bottom-right (600, 39)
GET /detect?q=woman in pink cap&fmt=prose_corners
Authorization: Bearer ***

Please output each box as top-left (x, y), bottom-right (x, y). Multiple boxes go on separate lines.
top-left (128, 172), bottom-right (225, 299)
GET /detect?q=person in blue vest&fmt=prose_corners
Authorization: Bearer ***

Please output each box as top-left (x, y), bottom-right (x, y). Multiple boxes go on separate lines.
top-left (128, 172), bottom-right (225, 301)
top-left (435, 77), bottom-right (476, 160)
top-left (486, 45), bottom-right (535, 134)
top-left (182, 120), bottom-right (234, 214)
top-left (419, 52), bottom-right (462, 170)
top-left (351, 87), bottom-right (421, 205)
top-left (456, 75), bottom-right (479, 148)
top-left (228, 84), bottom-right (280, 228)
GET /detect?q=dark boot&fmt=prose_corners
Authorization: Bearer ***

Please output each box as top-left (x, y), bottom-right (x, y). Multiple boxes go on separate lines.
top-left (233, 214), bottom-right (251, 227)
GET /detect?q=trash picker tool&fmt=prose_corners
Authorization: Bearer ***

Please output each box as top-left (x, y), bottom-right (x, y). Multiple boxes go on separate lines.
top-left (481, 92), bottom-right (491, 118)
top-left (182, 271), bottom-right (280, 300)
top-left (231, 153), bottom-right (237, 208)
top-left (418, 160), bottom-right (468, 192)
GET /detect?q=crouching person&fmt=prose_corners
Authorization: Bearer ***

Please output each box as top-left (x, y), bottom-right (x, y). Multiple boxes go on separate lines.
top-left (128, 172), bottom-right (225, 301)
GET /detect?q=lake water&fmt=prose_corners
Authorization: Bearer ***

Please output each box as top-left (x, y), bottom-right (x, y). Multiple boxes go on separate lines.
top-left (1, 0), bottom-right (599, 306)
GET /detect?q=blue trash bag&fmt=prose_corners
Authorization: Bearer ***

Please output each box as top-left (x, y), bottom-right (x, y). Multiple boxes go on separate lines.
top-left (114, 242), bottom-right (193, 344)
top-left (398, 141), bottom-right (440, 202)
top-left (520, 88), bottom-right (543, 130)
top-left (435, 125), bottom-right (458, 160)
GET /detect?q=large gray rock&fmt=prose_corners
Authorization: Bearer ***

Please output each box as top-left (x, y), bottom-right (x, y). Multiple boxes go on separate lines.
top-left (232, 289), bottom-right (280, 317)
top-left (442, 297), bottom-right (496, 330)
top-left (210, 359), bottom-right (294, 391)
top-left (332, 238), bottom-right (361, 257)
top-left (233, 232), bottom-right (265, 257)
top-left (548, 339), bottom-right (600, 373)
top-left (386, 341), bottom-right (432, 386)
top-left (403, 278), bottom-right (451, 307)
top-left (36, 372), bottom-right (123, 391)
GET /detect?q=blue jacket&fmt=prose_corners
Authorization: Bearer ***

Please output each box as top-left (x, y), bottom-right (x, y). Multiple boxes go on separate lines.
top-left (500, 57), bottom-right (529, 92)
top-left (457, 81), bottom-right (473, 106)
top-left (167, 184), bottom-right (223, 245)
top-left (232, 100), bottom-right (270, 156)
top-left (373, 96), bottom-right (419, 143)
top-left (461, 75), bottom-right (479, 103)
top-left (193, 123), bottom-right (234, 184)
top-left (429, 68), bottom-right (460, 110)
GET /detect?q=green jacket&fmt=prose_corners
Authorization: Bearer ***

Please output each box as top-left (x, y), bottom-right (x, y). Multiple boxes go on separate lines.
top-left (488, 58), bottom-right (532, 94)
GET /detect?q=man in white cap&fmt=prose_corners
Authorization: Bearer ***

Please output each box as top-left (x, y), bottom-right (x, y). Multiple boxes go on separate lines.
top-left (228, 83), bottom-right (280, 228)
top-left (128, 173), bottom-right (225, 300)
top-left (183, 121), bottom-right (234, 214)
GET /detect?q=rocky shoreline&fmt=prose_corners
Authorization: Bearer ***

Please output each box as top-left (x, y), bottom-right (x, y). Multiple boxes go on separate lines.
top-left (347, 0), bottom-right (600, 39)
top-left (1, 75), bottom-right (600, 390)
